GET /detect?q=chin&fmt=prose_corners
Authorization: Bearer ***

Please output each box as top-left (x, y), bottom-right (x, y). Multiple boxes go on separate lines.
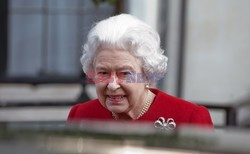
top-left (108, 107), bottom-right (125, 113)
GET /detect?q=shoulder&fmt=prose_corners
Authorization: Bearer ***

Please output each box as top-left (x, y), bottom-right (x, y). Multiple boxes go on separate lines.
top-left (148, 89), bottom-right (213, 127)
top-left (151, 88), bottom-right (197, 111)
top-left (189, 105), bottom-right (213, 126)
top-left (67, 99), bottom-right (111, 121)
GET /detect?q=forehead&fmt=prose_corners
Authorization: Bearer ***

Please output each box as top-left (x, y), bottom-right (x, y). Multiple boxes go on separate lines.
top-left (94, 48), bottom-right (142, 70)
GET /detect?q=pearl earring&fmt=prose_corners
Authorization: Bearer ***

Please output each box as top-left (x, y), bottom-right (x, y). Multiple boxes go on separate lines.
top-left (145, 84), bottom-right (150, 89)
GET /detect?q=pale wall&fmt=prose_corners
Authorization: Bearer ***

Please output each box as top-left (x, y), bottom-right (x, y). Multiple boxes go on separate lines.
top-left (183, 0), bottom-right (250, 105)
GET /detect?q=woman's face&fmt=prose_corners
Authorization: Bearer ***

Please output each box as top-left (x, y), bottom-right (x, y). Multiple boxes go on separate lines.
top-left (93, 48), bottom-right (148, 118)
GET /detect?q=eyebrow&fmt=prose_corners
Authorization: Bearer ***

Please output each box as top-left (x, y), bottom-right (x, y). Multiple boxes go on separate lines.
top-left (95, 65), bottom-right (135, 71)
top-left (95, 65), bottom-right (108, 70)
top-left (117, 65), bottom-right (135, 71)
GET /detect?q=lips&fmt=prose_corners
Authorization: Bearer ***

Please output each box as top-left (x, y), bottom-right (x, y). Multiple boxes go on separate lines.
top-left (107, 95), bottom-right (126, 103)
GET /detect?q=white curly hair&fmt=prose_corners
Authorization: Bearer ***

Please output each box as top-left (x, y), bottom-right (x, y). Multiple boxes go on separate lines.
top-left (80, 14), bottom-right (168, 79)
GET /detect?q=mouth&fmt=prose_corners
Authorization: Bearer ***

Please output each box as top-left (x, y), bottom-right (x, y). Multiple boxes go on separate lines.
top-left (107, 95), bottom-right (126, 103)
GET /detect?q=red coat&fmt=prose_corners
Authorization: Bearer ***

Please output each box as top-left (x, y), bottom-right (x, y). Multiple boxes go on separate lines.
top-left (67, 89), bottom-right (213, 128)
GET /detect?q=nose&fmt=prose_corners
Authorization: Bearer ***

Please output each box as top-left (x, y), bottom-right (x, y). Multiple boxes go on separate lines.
top-left (107, 75), bottom-right (120, 91)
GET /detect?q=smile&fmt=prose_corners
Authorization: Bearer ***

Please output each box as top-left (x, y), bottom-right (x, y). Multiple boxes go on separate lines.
top-left (107, 95), bottom-right (126, 103)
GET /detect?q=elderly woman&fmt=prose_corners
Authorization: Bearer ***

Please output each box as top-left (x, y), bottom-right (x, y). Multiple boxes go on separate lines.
top-left (67, 14), bottom-right (213, 128)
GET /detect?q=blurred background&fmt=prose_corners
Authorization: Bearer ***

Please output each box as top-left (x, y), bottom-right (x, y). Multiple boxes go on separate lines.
top-left (0, 0), bottom-right (250, 129)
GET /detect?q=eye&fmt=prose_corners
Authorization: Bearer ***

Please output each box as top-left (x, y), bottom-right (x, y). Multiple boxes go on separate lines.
top-left (98, 72), bottom-right (108, 75)
top-left (117, 71), bottom-right (131, 78)
top-left (122, 71), bottom-right (131, 75)
top-left (97, 72), bottom-right (111, 79)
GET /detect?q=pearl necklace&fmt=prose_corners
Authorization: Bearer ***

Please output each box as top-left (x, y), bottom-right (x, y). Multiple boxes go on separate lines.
top-left (112, 90), bottom-right (153, 120)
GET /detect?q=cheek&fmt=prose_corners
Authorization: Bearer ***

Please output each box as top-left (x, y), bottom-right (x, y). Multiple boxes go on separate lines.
top-left (122, 82), bottom-right (145, 98)
top-left (126, 82), bottom-right (145, 90)
top-left (95, 83), bottom-right (107, 101)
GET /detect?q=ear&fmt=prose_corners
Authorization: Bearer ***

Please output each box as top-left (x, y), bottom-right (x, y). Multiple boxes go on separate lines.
top-left (144, 72), bottom-right (158, 88)
top-left (142, 71), bottom-right (152, 85)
